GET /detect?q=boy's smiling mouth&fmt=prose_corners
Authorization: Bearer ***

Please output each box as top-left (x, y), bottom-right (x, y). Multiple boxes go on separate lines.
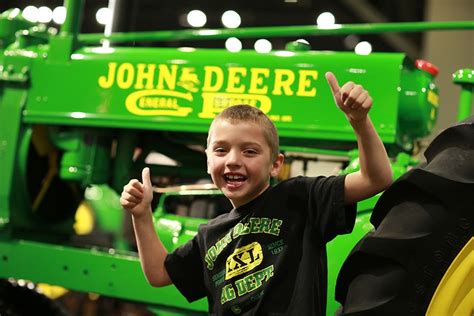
top-left (224, 173), bottom-right (247, 188)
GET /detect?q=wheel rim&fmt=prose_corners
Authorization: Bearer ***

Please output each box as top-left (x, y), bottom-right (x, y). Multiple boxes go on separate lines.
top-left (426, 237), bottom-right (474, 315)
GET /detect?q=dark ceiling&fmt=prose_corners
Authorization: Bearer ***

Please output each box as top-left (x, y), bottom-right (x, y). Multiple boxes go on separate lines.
top-left (1, 0), bottom-right (426, 55)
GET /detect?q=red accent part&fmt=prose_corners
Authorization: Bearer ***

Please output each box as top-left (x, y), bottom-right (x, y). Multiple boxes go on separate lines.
top-left (415, 59), bottom-right (439, 77)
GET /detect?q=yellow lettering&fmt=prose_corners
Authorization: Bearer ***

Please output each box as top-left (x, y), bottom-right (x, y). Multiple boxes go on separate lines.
top-left (272, 69), bottom-right (295, 96)
top-left (225, 242), bottom-right (263, 280)
top-left (296, 70), bottom-right (317, 97)
top-left (226, 67), bottom-right (247, 93)
top-left (156, 64), bottom-right (178, 90)
top-left (199, 93), bottom-right (271, 118)
top-left (202, 66), bottom-right (224, 92)
top-left (98, 62), bottom-right (117, 89)
top-left (117, 63), bottom-right (135, 89)
top-left (134, 63), bottom-right (156, 89)
top-left (248, 68), bottom-right (270, 94)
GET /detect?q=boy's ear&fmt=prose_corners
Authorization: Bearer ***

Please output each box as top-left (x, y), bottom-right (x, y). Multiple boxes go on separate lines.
top-left (270, 153), bottom-right (285, 177)
top-left (205, 148), bottom-right (210, 174)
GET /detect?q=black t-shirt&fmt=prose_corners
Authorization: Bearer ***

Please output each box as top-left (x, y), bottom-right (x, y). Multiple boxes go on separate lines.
top-left (165, 175), bottom-right (356, 315)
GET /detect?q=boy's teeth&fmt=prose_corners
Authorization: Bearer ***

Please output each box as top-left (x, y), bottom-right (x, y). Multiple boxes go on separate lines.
top-left (227, 175), bottom-right (244, 180)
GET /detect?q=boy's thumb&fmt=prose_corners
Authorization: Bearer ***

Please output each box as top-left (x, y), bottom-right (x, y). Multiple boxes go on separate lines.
top-left (325, 72), bottom-right (340, 95)
top-left (325, 72), bottom-right (342, 106)
top-left (142, 167), bottom-right (152, 190)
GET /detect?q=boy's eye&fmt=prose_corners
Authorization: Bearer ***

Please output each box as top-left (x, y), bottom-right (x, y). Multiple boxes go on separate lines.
top-left (244, 149), bottom-right (258, 155)
top-left (214, 147), bottom-right (226, 153)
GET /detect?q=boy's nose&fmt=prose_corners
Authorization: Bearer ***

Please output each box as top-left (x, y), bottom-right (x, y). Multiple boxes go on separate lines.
top-left (225, 150), bottom-right (242, 167)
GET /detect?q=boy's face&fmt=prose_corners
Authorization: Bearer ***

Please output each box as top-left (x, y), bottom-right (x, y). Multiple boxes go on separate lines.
top-left (206, 119), bottom-right (284, 208)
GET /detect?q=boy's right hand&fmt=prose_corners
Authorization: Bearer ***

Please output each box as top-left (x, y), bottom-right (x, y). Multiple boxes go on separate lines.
top-left (120, 167), bottom-right (153, 217)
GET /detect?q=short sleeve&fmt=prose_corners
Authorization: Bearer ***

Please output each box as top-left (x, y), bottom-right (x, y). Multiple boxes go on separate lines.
top-left (307, 175), bottom-right (356, 242)
top-left (164, 236), bottom-right (206, 302)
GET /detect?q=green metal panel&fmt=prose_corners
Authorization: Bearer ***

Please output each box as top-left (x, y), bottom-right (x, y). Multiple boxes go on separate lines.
top-left (155, 215), bottom-right (206, 252)
top-left (49, 127), bottom-right (113, 185)
top-left (0, 239), bottom-right (207, 313)
top-left (0, 9), bottom-right (34, 52)
top-left (326, 210), bottom-right (374, 316)
top-left (398, 62), bottom-right (439, 140)
top-left (22, 47), bottom-right (404, 149)
top-left (0, 86), bottom-right (28, 229)
top-left (453, 68), bottom-right (474, 120)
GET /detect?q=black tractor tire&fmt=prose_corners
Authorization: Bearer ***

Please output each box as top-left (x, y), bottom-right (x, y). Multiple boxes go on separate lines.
top-left (335, 117), bottom-right (474, 315)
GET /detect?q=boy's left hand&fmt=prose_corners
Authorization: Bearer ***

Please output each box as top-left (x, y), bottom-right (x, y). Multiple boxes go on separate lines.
top-left (325, 72), bottom-right (372, 122)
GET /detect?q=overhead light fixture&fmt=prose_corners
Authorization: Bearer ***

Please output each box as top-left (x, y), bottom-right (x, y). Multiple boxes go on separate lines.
top-left (225, 37), bottom-right (242, 53)
top-left (96, 7), bottom-right (111, 25)
top-left (355, 41), bottom-right (372, 55)
top-left (37, 6), bottom-right (53, 23)
top-left (316, 12), bottom-right (335, 29)
top-left (255, 39), bottom-right (272, 53)
top-left (221, 10), bottom-right (241, 29)
top-left (52, 6), bottom-right (66, 24)
top-left (187, 10), bottom-right (207, 28)
top-left (22, 6), bottom-right (38, 23)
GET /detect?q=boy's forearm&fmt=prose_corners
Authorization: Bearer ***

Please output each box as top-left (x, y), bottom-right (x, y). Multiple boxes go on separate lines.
top-left (350, 116), bottom-right (392, 187)
top-left (342, 114), bottom-right (393, 204)
top-left (324, 73), bottom-right (392, 203)
top-left (132, 207), bottom-right (171, 287)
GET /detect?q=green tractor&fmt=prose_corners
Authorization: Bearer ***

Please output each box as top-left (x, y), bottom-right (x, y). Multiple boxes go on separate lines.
top-left (0, 1), bottom-right (473, 315)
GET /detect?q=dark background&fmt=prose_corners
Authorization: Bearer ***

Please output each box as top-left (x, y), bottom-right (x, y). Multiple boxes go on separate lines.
top-left (1, 0), bottom-right (426, 55)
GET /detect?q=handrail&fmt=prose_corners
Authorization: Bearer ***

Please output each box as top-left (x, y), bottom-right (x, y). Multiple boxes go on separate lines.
top-left (77, 20), bottom-right (474, 45)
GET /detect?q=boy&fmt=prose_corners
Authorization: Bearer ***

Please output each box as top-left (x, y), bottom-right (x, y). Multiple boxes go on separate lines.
top-left (120, 72), bottom-right (393, 315)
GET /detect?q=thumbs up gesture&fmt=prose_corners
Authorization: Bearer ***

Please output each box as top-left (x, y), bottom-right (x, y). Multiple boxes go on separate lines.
top-left (325, 72), bottom-right (372, 122)
top-left (120, 167), bottom-right (154, 217)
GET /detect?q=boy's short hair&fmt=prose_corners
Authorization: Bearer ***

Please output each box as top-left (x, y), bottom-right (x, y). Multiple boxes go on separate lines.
top-left (207, 104), bottom-right (280, 161)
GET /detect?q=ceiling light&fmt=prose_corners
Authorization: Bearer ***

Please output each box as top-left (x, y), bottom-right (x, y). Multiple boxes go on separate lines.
top-left (52, 6), bottom-right (66, 24)
top-left (254, 39), bottom-right (272, 53)
top-left (96, 7), bottom-right (111, 25)
top-left (187, 10), bottom-right (207, 28)
top-left (221, 10), bottom-right (241, 29)
top-left (22, 6), bottom-right (38, 23)
top-left (38, 6), bottom-right (53, 23)
top-left (355, 41), bottom-right (372, 55)
top-left (316, 12), bottom-right (335, 29)
top-left (225, 37), bottom-right (242, 53)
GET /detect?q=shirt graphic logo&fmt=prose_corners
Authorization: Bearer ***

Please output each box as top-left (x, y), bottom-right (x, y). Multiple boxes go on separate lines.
top-left (225, 242), bottom-right (263, 280)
